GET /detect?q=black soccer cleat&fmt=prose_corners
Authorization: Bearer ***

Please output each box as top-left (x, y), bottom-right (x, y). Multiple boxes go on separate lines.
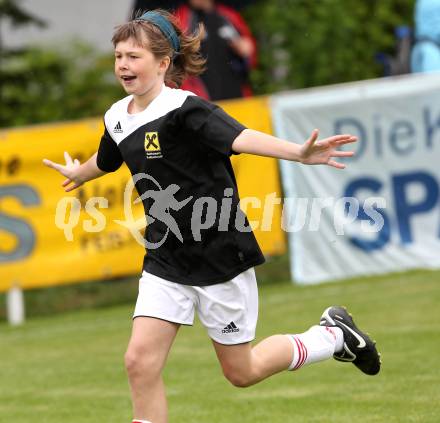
top-left (320, 306), bottom-right (381, 375)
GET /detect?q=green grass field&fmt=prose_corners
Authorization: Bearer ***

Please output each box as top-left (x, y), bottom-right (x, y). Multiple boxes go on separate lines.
top-left (1, 269), bottom-right (439, 423)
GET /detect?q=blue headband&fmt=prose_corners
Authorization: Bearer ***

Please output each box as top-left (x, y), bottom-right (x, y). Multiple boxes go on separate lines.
top-left (136, 11), bottom-right (181, 56)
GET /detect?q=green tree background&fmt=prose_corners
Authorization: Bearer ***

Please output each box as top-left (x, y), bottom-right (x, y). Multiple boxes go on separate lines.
top-left (0, 0), bottom-right (123, 128)
top-left (0, 0), bottom-right (415, 128)
top-left (244, 0), bottom-right (415, 93)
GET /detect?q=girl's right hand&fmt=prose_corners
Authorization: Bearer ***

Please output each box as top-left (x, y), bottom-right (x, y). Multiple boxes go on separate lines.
top-left (43, 152), bottom-right (83, 192)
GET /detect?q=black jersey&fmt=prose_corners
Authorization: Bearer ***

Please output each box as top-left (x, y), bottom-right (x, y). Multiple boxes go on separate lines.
top-left (97, 85), bottom-right (265, 286)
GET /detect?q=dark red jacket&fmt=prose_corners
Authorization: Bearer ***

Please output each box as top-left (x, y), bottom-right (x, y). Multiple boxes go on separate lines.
top-left (175, 3), bottom-right (257, 99)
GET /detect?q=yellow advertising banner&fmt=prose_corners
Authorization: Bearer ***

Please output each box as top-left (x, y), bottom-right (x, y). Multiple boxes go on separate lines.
top-left (0, 119), bottom-right (145, 292)
top-left (0, 96), bottom-right (285, 292)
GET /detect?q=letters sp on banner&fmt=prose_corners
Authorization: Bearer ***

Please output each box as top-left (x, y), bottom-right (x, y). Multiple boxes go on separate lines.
top-left (344, 170), bottom-right (440, 252)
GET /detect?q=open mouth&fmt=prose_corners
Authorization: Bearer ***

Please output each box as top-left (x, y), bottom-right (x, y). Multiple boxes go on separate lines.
top-left (121, 75), bottom-right (137, 82)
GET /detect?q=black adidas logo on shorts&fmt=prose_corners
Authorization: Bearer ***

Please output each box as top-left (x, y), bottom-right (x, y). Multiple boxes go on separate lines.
top-left (222, 321), bottom-right (239, 333)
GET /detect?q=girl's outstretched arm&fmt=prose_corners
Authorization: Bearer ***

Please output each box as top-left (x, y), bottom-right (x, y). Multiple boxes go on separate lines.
top-left (232, 128), bottom-right (357, 169)
top-left (43, 152), bottom-right (106, 192)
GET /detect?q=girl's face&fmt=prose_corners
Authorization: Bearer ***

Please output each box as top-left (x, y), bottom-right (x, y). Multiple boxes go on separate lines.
top-left (114, 37), bottom-right (169, 97)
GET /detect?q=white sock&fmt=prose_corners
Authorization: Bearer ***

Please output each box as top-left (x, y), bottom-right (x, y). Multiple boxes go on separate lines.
top-left (287, 325), bottom-right (344, 371)
top-left (133, 420), bottom-right (152, 423)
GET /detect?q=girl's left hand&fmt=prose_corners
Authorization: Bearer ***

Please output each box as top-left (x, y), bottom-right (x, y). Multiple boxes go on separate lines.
top-left (299, 129), bottom-right (357, 169)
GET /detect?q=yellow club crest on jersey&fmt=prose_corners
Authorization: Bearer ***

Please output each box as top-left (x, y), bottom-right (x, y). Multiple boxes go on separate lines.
top-left (144, 132), bottom-right (160, 151)
top-left (144, 132), bottom-right (163, 159)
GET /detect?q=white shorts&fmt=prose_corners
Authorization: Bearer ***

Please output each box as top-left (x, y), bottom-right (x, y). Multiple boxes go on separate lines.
top-left (133, 268), bottom-right (259, 345)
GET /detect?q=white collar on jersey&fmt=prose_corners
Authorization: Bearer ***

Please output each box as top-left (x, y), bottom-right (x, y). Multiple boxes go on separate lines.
top-left (104, 84), bottom-right (195, 144)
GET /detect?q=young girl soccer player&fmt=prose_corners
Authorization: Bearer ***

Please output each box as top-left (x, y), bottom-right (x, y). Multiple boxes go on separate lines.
top-left (43, 10), bottom-right (381, 423)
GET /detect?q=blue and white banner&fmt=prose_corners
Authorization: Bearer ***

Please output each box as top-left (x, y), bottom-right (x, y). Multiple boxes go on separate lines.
top-left (272, 73), bottom-right (440, 284)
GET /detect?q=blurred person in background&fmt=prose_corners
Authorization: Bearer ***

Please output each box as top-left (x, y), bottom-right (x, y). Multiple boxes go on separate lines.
top-left (133, 0), bottom-right (178, 11)
top-left (411, 0), bottom-right (440, 72)
top-left (175, 0), bottom-right (257, 100)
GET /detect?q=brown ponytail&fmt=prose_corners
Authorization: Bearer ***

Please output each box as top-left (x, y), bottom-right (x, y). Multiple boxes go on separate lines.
top-left (112, 9), bottom-right (206, 87)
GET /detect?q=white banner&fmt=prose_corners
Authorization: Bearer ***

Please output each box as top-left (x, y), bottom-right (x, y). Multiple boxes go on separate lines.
top-left (272, 73), bottom-right (440, 284)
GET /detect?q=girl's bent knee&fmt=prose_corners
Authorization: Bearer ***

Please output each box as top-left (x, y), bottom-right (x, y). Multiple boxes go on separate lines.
top-left (223, 369), bottom-right (253, 388)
